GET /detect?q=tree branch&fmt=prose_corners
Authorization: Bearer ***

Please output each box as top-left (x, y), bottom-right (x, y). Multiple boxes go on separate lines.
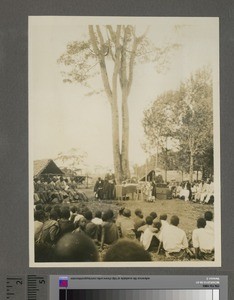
top-left (89, 25), bottom-right (112, 100)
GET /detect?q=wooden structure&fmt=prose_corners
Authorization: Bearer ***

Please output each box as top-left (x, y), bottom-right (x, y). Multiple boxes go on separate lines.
top-left (115, 184), bottom-right (137, 200)
top-left (33, 159), bottom-right (64, 178)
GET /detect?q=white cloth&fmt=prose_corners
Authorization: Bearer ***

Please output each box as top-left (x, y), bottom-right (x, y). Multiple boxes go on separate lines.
top-left (92, 217), bottom-right (103, 225)
top-left (192, 228), bottom-right (214, 251)
top-left (204, 182), bottom-right (214, 203)
top-left (140, 226), bottom-right (157, 250)
top-left (74, 214), bottom-right (84, 223)
top-left (159, 224), bottom-right (188, 253)
top-left (160, 220), bottom-right (169, 232)
top-left (200, 183), bottom-right (210, 202)
top-left (179, 189), bottom-right (190, 201)
top-left (205, 221), bottom-right (214, 234)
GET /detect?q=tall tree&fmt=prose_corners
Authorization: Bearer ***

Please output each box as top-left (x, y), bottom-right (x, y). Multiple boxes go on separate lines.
top-left (143, 67), bottom-right (213, 182)
top-left (58, 25), bottom-right (179, 182)
top-left (175, 67), bottom-right (213, 181)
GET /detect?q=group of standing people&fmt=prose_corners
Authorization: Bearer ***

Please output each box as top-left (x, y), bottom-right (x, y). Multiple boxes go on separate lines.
top-left (94, 174), bottom-right (116, 200)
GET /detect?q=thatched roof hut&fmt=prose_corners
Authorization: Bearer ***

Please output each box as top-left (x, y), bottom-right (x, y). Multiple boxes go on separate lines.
top-left (34, 159), bottom-right (64, 177)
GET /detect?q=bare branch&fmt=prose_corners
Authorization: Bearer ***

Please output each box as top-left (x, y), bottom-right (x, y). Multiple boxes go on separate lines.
top-left (106, 25), bottom-right (116, 42)
top-left (89, 25), bottom-right (112, 100)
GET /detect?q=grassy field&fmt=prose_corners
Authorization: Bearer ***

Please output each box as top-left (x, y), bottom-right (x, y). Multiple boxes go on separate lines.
top-left (78, 188), bottom-right (214, 236)
top-left (51, 188), bottom-right (214, 261)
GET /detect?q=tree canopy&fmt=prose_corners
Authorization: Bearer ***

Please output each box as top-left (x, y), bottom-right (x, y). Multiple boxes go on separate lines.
top-left (58, 25), bottom-right (180, 182)
top-left (143, 66), bottom-right (213, 181)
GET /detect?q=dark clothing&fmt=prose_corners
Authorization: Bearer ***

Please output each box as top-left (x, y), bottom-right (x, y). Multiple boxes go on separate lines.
top-left (151, 181), bottom-right (157, 198)
top-left (58, 219), bottom-right (74, 238)
top-left (94, 180), bottom-right (104, 199)
top-left (133, 216), bottom-right (146, 239)
top-left (85, 222), bottom-right (98, 240)
top-left (101, 221), bottom-right (119, 245)
top-left (39, 220), bottom-right (60, 245)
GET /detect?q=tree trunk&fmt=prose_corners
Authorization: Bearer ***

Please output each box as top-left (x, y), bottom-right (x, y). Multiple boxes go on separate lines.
top-left (189, 153), bottom-right (194, 182)
top-left (110, 100), bottom-right (122, 183)
top-left (121, 89), bottom-right (130, 180)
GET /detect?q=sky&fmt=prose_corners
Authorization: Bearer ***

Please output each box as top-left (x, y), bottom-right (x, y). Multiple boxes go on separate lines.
top-left (29, 17), bottom-right (219, 173)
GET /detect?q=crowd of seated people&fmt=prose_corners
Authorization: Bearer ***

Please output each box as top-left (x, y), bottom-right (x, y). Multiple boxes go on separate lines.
top-left (34, 176), bottom-right (88, 204)
top-left (34, 202), bottom-right (214, 262)
top-left (169, 179), bottom-right (214, 204)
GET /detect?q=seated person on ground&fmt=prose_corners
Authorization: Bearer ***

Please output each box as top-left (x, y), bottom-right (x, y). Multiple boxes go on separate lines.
top-left (73, 216), bottom-right (87, 234)
top-left (119, 209), bottom-right (135, 239)
top-left (158, 215), bottom-right (188, 258)
top-left (101, 210), bottom-right (119, 249)
top-left (58, 207), bottom-right (75, 238)
top-left (103, 239), bottom-right (152, 262)
top-left (38, 209), bottom-right (60, 246)
top-left (204, 211), bottom-right (214, 234)
top-left (192, 218), bottom-right (214, 260)
top-left (84, 210), bottom-right (99, 241)
top-left (159, 214), bottom-right (169, 232)
top-left (92, 210), bottom-right (103, 225)
top-left (133, 208), bottom-right (146, 239)
top-left (34, 210), bottom-right (45, 241)
top-left (69, 206), bottom-right (78, 223)
top-left (54, 232), bottom-right (99, 262)
top-left (140, 216), bottom-right (160, 251)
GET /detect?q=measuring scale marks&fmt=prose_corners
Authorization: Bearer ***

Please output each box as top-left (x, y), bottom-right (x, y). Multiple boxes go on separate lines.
top-left (5, 275), bottom-right (227, 300)
top-left (6, 275), bottom-right (48, 300)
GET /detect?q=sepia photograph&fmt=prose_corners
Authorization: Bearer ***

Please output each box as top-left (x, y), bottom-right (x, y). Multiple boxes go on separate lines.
top-left (29, 16), bottom-right (220, 267)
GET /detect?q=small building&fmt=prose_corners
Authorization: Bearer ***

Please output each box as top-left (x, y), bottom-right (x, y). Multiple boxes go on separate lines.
top-left (33, 159), bottom-right (64, 178)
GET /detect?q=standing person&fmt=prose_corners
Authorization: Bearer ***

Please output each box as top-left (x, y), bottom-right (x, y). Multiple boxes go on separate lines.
top-left (94, 177), bottom-right (104, 200)
top-left (158, 215), bottom-right (188, 258)
top-left (105, 171), bottom-right (116, 200)
top-left (151, 179), bottom-right (157, 200)
top-left (186, 181), bottom-right (192, 201)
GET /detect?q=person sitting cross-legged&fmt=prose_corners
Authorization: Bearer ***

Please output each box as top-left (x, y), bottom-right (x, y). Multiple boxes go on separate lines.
top-left (192, 217), bottom-right (214, 261)
top-left (158, 215), bottom-right (188, 259)
top-left (140, 216), bottom-right (160, 251)
top-left (103, 239), bottom-right (152, 262)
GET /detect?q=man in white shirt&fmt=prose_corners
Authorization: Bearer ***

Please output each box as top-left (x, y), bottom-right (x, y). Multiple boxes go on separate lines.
top-left (159, 214), bottom-right (169, 233)
top-left (158, 215), bottom-right (188, 258)
top-left (192, 217), bottom-right (214, 260)
top-left (204, 211), bottom-right (214, 234)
